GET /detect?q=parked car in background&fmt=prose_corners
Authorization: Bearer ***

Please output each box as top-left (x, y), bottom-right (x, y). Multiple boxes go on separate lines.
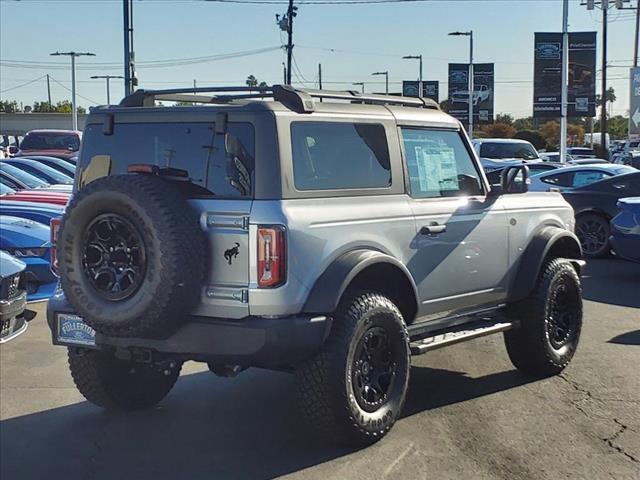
top-left (2, 159), bottom-right (73, 185)
top-left (17, 130), bottom-right (81, 161)
top-left (473, 138), bottom-right (541, 161)
top-left (0, 216), bottom-right (57, 301)
top-left (0, 184), bottom-right (16, 195)
top-left (609, 197), bottom-right (640, 263)
top-left (0, 162), bottom-right (50, 190)
top-left (541, 152), bottom-right (560, 162)
top-left (567, 158), bottom-right (609, 166)
top-left (484, 161), bottom-right (559, 185)
top-left (0, 200), bottom-right (65, 225)
top-left (17, 155), bottom-right (76, 177)
top-left (1, 189), bottom-right (70, 207)
top-left (567, 147), bottom-right (595, 159)
top-left (529, 164), bottom-right (636, 193)
top-left (0, 251), bottom-right (35, 343)
top-left (561, 172), bottom-right (640, 257)
top-left (1, 134), bottom-right (21, 157)
top-left (450, 85), bottom-right (491, 105)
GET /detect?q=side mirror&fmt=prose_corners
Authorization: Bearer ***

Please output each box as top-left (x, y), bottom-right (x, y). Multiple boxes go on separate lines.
top-left (500, 165), bottom-right (530, 194)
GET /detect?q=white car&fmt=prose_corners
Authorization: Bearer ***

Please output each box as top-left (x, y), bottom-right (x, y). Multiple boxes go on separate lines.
top-left (528, 164), bottom-right (637, 192)
top-left (450, 85), bottom-right (491, 106)
top-left (473, 138), bottom-right (541, 161)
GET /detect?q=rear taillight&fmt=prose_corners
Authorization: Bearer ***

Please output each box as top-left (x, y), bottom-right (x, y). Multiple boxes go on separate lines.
top-left (50, 217), bottom-right (61, 275)
top-left (257, 225), bottom-right (286, 288)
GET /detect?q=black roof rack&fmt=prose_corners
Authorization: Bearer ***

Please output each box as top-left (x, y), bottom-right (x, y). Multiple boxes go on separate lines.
top-left (118, 84), bottom-right (440, 113)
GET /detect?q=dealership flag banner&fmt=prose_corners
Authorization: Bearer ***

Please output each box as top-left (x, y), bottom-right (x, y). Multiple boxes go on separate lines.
top-left (533, 32), bottom-right (597, 118)
top-left (402, 81), bottom-right (439, 102)
top-left (447, 63), bottom-right (494, 124)
top-left (630, 67), bottom-right (640, 140)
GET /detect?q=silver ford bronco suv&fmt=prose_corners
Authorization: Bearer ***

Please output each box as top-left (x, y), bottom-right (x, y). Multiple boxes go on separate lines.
top-left (48, 85), bottom-right (584, 446)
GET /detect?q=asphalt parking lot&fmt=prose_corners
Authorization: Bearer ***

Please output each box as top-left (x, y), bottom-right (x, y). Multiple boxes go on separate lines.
top-left (1, 259), bottom-right (638, 480)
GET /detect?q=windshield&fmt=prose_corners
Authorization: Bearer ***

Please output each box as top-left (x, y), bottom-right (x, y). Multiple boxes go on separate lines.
top-left (0, 163), bottom-right (49, 188)
top-left (480, 142), bottom-right (539, 160)
top-left (0, 182), bottom-right (16, 195)
top-left (20, 132), bottom-right (80, 151)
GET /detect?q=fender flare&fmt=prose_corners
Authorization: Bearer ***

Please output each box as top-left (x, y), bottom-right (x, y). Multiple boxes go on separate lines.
top-left (509, 226), bottom-right (584, 302)
top-left (303, 249), bottom-right (419, 314)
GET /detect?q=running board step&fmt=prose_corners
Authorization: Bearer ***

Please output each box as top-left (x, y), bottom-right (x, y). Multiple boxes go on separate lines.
top-left (410, 319), bottom-right (514, 355)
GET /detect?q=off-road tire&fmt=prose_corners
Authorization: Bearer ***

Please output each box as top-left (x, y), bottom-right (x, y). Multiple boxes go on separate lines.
top-left (68, 348), bottom-right (181, 411)
top-left (295, 293), bottom-right (410, 446)
top-left (58, 174), bottom-right (205, 338)
top-left (504, 258), bottom-right (583, 377)
top-left (575, 213), bottom-right (610, 258)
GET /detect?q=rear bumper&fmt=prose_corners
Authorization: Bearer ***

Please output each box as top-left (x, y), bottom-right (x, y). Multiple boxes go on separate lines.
top-left (47, 293), bottom-right (332, 368)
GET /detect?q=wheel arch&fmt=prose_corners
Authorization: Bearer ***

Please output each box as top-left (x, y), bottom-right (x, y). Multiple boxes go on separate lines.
top-left (303, 249), bottom-right (419, 324)
top-left (509, 226), bottom-right (584, 303)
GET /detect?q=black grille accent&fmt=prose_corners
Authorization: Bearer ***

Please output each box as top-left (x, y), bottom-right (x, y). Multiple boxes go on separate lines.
top-left (1, 274), bottom-right (21, 300)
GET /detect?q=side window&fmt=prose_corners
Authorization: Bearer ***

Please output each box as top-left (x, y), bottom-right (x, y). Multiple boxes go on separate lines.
top-left (291, 122), bottom-right (391, 191)
top-left (542, 172), bottom-right (573, 187)
top-left (571, 170), bottom-right (610, 188)
top-left (401, 128), bottom-right (484, 198)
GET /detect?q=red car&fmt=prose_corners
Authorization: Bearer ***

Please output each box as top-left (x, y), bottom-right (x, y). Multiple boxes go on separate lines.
top-left (1, 189), bottom-right (70, 206)
top-left (17, 130), bottom-right (81, 161)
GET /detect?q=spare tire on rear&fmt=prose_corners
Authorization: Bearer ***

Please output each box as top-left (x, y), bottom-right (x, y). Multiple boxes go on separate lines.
top-left (58, 174), bottom-right (206, 338)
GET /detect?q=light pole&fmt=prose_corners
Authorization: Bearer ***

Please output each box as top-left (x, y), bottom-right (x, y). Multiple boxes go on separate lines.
top-left (91, 75), bottom-right (124, 105)
top-left (372, 71), bottom-right (389, 94)
top-left (50, 51), bottom-right (96, 130)
top-left (353, 82), bottom-right (365, 94)
top-left (448, 31), bottom-right (474, 138)
top-left (402, 55), bottom-right (423, 97)
top-left (560, 0), bottom-right (569, 163)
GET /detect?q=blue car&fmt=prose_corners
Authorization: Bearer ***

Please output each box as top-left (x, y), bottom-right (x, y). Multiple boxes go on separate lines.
top-left (0, 216), bottom-right (56, 302)
top-left (0, 200), bottom-right (65, 225)
top-left (0, 162), bottom-right (50, 190)
top-left (17, 156), bottom-right (76, 178)
top-left (1, 159), bottom-right (73, 185)
top-left (610, 197), bottom-right (640, 263)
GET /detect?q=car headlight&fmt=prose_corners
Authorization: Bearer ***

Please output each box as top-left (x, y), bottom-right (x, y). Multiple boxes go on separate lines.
top-left (6, 247), bottom-right (48, 258)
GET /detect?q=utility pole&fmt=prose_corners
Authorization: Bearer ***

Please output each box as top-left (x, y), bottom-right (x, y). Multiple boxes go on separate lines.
top-left (276, 2), bottom-right (298, 85)
top-left (46, 74), bottom-right (52, 109)
top-left (402, 54), bottom-right (423, 97)
top-left (353, 82), bottom-right (365, 94)
top-left (91, 75), bottom-right (124, 105)
top-left (560, 0), bottom-right (570, 163)
top-left (123, 0), bottom-right (136, 95)
top-left (50, 51), bottom-right (95, 130)
top-left (283, 63), bottom-right (287, 84)
top-left (635, 0), bottom-right (639, 67)
top-left (193, 79), bottom-right (197, 94)
top-left (601, 2), bottom-right (608, 158)
top-left (318, 64), bottom-right (323, 90)
top-left (448, 31), bottom-right (474, 138)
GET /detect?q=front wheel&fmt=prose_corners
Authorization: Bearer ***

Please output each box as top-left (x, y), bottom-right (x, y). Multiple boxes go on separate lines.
top-left (295, 293), bottom-right (410, 446)
top-left (68, 348), bottom-right (182, 411)
top-left (575, 213), bottom-right (610, 258)
top-left (504, 258), bottom-right (583, 377)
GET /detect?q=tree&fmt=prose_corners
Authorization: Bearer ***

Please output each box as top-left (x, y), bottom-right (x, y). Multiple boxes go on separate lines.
top-left (539, 121), bottom-right (561, 149)
top-left (495, 113), bottom-right (514, 126)
top-left (595, 87), bottom-right (616, 106)
top-left (246, 75), bottom-right (268, 89)
top-left (514, 130), bottom-right (547, 150)
top-left (439, 99), bottom-right (450, 113)
top-left (481, 122), bottom-right (516, 138)
top-left (33, 101), bottom-right (54, 113)
top-left (0, 100), bottom-right (20, 113)
top-left (597, 115), bottom-right (629, 140)
top-left (513, 116), bottom-right (534, 131)
top-left (567, 124), bottom-right (585, 147)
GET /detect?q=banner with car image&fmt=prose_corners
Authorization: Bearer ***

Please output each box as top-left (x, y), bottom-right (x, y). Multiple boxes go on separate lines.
top-left (533, 31), bottom-right (596, 118)
top-left (447, 63), bottom-right (494, 124)
top-left (402, 81), bottom-right (439, 102)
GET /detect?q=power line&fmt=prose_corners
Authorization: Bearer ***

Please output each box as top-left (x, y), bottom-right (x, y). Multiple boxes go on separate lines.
top-left (49, 76), bottom-right (101, 105)
top-left (0, 75), bottom-right (46, 94)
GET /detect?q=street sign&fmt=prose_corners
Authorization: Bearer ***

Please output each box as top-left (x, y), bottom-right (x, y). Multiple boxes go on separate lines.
top-left (630, 67), bottom-right (640, 140)
top-left (533, 32), bottom-right (597, 118)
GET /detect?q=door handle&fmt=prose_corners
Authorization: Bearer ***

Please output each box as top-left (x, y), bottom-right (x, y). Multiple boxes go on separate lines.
top-left (420, 222), bottom-right (447, 235)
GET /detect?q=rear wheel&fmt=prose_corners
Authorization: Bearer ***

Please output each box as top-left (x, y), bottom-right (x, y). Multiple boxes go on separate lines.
top-left (504, 258), bottom-right (583, 377)
top-left (575, 213), bottom-right (610, 258)
top-left (295, 293), bottom-right (410, 446)
top-left (68, 348), bottom-right (181, 411)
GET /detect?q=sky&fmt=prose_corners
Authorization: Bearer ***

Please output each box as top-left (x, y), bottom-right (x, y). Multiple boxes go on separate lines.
top-left (0, 0), bottom-right (637, 119)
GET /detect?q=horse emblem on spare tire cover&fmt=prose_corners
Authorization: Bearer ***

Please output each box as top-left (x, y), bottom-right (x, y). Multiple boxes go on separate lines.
top-left (224, 242), bottom-right (240, 265)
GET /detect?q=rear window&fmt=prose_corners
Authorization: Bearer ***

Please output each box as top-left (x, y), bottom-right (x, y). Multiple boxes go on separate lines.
top-left (291, 122), bottom-right (391, 191)
top-left (479, 142), bottom-right (539, 160)
top-left (80, 122), bottom-right (255, 198)
top-left (21, 133), bottom-right (80, 151)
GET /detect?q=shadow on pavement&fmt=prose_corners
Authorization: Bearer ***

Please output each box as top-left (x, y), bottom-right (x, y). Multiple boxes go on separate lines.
top-left (581, 258), bottom-right (640, 308)
top-left (0, 364), bottom-right (535, 480)
top-left (608, 329), bottom-right (640, 346)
